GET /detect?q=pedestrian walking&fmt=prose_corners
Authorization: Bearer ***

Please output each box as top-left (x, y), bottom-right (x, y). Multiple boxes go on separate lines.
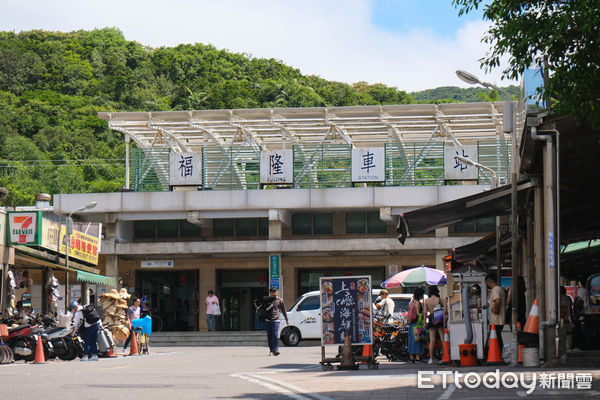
top-left (205, 290), bottom-right (220, 331)
top-left (123, 297), bottom-right (141, 352)
top-left (263, 287), bottom-right (289, 356)
top-left (483, 274), bottom-right (505, 352)
top-left (407, 287), bottom-right (425, 363)
top-left (71, 301), bottom-right (103, 361)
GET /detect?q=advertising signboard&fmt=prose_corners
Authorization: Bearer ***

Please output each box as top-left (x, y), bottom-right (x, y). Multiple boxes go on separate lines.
top-left (59, 226), bottom-right (101, 265)
top-left (7, 211), bottom-right (42, 245)
top-left (320, 275), bottom-right (372, 345)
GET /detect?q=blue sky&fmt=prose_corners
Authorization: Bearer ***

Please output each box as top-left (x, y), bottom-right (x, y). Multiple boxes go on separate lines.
top-left (372, 0), bottom-right (485, 37)
top-left (0, 0), bottom-right (511, 91)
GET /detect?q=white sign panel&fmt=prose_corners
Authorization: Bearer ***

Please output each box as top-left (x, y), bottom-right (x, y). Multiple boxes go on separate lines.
top-left (8, 212), bottom-right (38, 244)
top-left (444, 145), bottom-right (478, 180)
top-left (260, 150), bottom-right (293, 184)
top-left (351, 147), bottom-right (385, 182)
top-left (141, 260), bottom-right (174, 268)
top-left (170, 152), bottom-right (202, 186)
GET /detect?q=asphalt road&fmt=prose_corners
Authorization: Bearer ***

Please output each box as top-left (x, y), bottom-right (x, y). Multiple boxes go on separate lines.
top-left (2, 345), bottom-right (600, 400)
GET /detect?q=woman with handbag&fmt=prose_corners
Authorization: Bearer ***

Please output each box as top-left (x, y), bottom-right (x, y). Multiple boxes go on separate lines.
top-left (205, 290), bottom-right (220, 331)
top-left (424, 285), bottom-right (445, 364)
top-left (407, 287), bottom-right (426, 363)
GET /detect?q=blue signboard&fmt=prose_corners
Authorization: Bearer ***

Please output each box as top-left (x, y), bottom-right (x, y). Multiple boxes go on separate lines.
top-left (270, 277), bottom-right (280, 290)
top-left (320, 276), bottom-right (372, 345)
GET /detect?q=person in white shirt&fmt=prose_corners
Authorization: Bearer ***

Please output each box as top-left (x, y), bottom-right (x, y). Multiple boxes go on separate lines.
top-left (205, 290), bottom-right (220, 331)
top-left (71, 301), bottom-right (103, 361)
top-left (375, 289), bottom-right (395, 322)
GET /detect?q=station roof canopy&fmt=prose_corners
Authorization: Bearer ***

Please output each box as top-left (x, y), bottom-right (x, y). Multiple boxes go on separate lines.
top-left (99, 102), bottom-right (510, 151)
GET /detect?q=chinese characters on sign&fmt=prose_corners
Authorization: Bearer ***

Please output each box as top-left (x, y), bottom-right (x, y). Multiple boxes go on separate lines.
top-left (320, 276), bottom-right (372, 345)
top-left (444, 145), bottom-right (478, 180)
top-left (260, 150), bottom-right (293, 184)
top-left (351, 148), bottom-right (384, 182)
top-left (59, 226), bottom-right (101, 265)
top-left (169, 152), bottom-right (202, 186)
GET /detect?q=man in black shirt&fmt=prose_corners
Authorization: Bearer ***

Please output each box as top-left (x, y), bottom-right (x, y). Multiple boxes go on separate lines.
top-left (263, 287), bottom-right (289, 356)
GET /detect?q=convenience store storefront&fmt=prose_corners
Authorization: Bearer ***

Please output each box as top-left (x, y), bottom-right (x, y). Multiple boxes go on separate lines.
top-left (5, 211), bottom-right (114, 316)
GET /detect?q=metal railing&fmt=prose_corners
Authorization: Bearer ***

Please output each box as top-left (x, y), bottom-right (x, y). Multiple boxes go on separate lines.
top-left (130, 140), bottom-right (511, 192)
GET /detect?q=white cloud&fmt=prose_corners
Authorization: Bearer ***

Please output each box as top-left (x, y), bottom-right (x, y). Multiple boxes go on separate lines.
top-left (0, 0), bottom-right (515, 91)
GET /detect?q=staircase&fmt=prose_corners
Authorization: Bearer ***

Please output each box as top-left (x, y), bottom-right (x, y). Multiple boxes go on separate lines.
top-left (149, 331), bottom-right (268, 347)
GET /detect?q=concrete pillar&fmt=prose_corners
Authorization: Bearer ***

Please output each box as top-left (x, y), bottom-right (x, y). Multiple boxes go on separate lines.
top-left (281, 256), bottom-right (294, 307)
top-left (105, 255), bottom-right (119, 283)
top-left (82, 282), bottom-right (90, 306)
top-left (268, 220), bottom-right (283, 240)
top-left (199, 267), bottom-right (216, 331)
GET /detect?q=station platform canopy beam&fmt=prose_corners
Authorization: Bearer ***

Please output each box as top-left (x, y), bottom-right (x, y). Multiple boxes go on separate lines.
top-left (100, 102), bottom-right (512, 152)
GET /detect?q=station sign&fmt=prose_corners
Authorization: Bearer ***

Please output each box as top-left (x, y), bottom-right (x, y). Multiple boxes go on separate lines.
top-left (351, 147), bottom-right (385, 182)
top-left (141, 260), bottom-right (174, 268)
top-left (260, 150), bottom-right (293, 184)
top-left (444, 145), bottom-right (478, 180)
top-left (170, 152), bottom-right (202, 186)
top-left (269, 254), bottom-right (281, 290)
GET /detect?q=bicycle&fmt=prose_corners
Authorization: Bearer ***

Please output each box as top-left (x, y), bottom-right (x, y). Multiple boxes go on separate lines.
top-left (141, 308), bottom-right (163, 332)
top-left (135, 327), bottom-right (150, 355)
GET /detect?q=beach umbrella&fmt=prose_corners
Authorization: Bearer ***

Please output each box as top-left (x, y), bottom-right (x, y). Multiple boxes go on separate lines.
top-left (381, 265), bottom-right (446, 288)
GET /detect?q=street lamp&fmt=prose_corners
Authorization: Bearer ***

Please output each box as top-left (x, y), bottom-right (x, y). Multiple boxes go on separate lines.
top-left (64, 202), bottom-right (97, 310)
top-left (456, 156), bottom-right (499, 189)
top-left (456, 69), bottom-right (519, 366)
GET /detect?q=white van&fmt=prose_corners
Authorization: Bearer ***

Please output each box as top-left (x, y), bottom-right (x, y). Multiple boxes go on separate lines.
top-left (279, 289), bottom-right (420, 346)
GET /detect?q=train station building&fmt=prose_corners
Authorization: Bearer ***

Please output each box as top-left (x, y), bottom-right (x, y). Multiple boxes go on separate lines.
top-left (53, 103), bottom-right (514, 331)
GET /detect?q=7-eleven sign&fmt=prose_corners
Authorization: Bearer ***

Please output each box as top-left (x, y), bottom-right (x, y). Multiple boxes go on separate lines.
top-left (8, 212), bottom-right (39, 244)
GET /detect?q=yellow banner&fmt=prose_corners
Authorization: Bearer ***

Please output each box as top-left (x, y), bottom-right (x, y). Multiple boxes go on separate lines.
top-left (59, 226), bottom-right (100, 265)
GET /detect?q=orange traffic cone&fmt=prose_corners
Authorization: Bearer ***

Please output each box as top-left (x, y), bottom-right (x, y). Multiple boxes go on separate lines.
top-left (486, 325), bottom-right (503, 365)
top-left (128, 331), bottom-right (139, 356)
top-left (34, 335), bottom-right (46, 364)
top-left (523, 298), bottom-right (539, 335)
top-left (517, 322), bottom-right (525, 363)
top-left (362, 344), bottom-right (373, 357)
top-left (107, 346), bottom-right (117, 358)
top-left (440, 328), bottom-right (451, 364)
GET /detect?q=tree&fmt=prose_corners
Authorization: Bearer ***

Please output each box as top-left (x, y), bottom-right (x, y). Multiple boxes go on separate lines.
top-left (453, 0), bottom-right (600, 125)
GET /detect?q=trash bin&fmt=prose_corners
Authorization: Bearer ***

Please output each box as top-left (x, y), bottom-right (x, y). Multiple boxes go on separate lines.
top-left (459, 343), bottom-right (477, 367)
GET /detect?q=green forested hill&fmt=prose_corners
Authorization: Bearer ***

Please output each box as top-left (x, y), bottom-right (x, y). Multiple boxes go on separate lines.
top-left (0, 28), bottom-right (514, 206)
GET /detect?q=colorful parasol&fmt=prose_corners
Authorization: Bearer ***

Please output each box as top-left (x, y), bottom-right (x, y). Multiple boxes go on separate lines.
top-left (381, 265), bottom-right (446, 288)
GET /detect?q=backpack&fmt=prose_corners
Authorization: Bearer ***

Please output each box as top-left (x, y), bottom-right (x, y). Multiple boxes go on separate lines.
top-left (407, 301), bottom-right (418, 323)
top-left (82, 304), bottom-right (100, 324)
top-left (257, 299), bottom-right (275, 323)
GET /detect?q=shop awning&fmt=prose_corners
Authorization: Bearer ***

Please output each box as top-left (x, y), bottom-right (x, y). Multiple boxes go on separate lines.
top-left (453, 232), bottom-right (512, 263)
top-left (76, 270), bottom-right (116, 286)
top-left (396, 181), bottom-right (533, 244)
top-left (14, 252), bottom-right (115, 287)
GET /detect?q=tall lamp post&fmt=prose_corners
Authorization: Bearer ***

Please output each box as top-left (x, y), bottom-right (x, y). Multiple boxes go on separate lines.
top-left (456, 70), bottom-right (518, 367)
top-left (64, 201), bottom-right (97, 310)
top-left (457, 155), bottom-right (503, 295)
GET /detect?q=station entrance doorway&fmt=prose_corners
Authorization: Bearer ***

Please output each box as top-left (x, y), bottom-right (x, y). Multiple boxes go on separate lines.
top-left (136, 270), bottom-right (199, 331)
top-left (218, 269), bottom-right (268, 331)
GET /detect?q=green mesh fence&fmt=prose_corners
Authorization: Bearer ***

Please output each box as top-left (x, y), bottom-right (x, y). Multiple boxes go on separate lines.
top-left (130, 139), bottom-right (510, 191)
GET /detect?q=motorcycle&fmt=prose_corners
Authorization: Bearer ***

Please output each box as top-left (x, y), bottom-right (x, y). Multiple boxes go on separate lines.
top-left (4, 323), bottom-right (52, 362)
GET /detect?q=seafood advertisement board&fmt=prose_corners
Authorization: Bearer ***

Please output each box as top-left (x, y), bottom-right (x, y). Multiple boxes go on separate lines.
top-left (320, 276), bottom-right (372, 345)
